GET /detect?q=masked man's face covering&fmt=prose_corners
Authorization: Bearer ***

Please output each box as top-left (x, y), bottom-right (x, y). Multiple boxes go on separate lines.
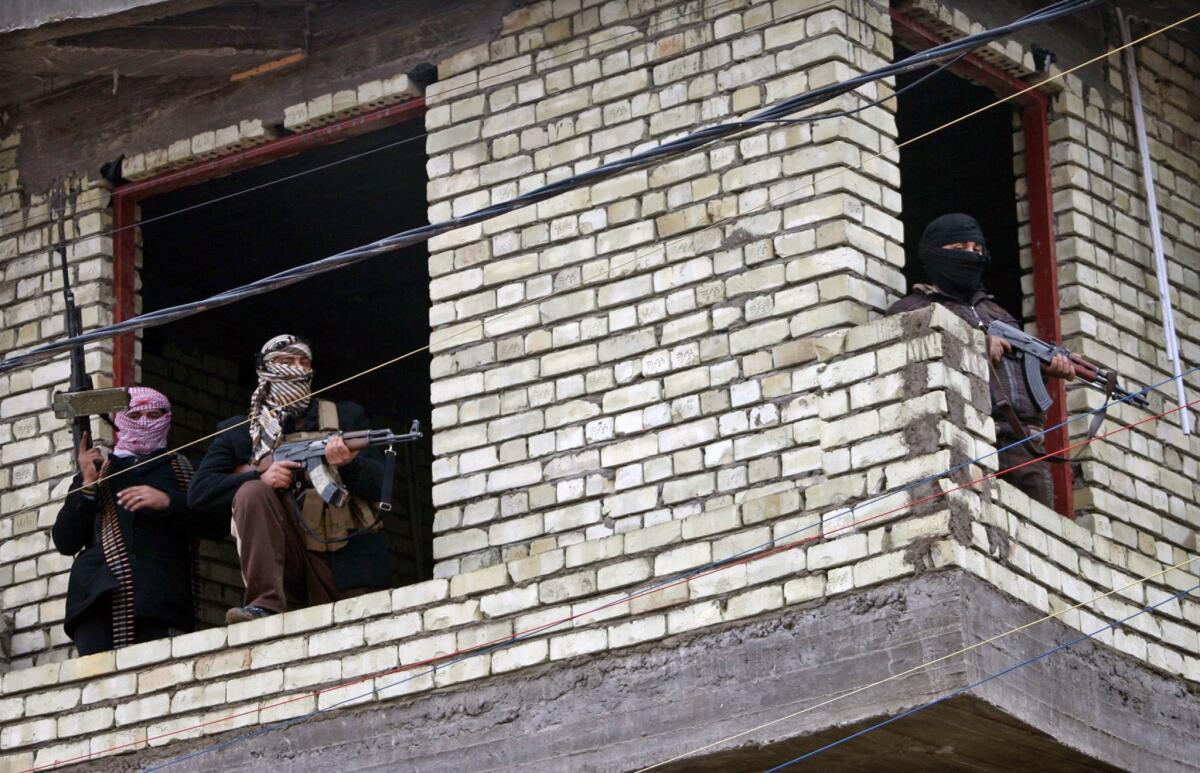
top-left (918, 213), bottom-right (991, 301)
top-left (113, 387), bottom-right (172, 456)
top-left (249, 334), bottom-right (314, 463)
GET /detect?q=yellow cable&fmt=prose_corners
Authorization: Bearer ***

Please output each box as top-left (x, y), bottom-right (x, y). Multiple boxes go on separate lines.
top-left (634, 12), bottom-right (1200, 767)
top-left (12, 4), bottom-right (1197, 770)
top-left (12, 7), bottom-right (1195, 540)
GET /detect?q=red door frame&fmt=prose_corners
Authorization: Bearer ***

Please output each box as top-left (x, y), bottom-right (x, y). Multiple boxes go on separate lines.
top-left (891, 11), bottom-right (1072, 517)
top-left (111, 96), bottom-right (426, 385)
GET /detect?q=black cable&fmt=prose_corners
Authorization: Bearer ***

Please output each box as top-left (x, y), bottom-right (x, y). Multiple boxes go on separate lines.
top-left (45, 0), bottom-right (843, 256)
top-left (0, 0), bottom-right (1102, 374)
top-left (749, 50), bottom-right (972, 127)
top-left (750, 0), bottom-right (1086, 127)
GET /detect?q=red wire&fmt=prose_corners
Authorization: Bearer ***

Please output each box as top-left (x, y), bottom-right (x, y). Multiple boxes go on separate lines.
top-left (28, 396), bottom-right (1196, 771)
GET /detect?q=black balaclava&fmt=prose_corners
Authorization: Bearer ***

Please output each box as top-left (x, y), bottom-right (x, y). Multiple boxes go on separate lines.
top-left (918, 213), bottom-right (990, 301)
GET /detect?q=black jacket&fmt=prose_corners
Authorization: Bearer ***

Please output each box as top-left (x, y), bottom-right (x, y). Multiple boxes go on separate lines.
top-left (888, 284), bottom-right (1042, 432)
top-left (187, 400), bottom-right (391, 590)
top-left (52, 452), bottom-right (225, 637)
top-left (187, 400), bottom-right (385, 512)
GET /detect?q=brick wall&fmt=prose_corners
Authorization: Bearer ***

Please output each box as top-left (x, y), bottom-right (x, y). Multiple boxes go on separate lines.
top-left (0, 162), bottom-right (117, 666)
top-left (1051, 34), bottom-right (1200, 556)
top-left (1, 0), bottom-right (1198, 766)
top-left (422, 0), bottom-right (902, 579)
top-left (2, 306), bottom-right (1197, 769)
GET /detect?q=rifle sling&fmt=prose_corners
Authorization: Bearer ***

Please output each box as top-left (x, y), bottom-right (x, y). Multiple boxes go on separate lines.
top-left (988, 360), bottom-right (1072, 465)
top-left (1086, 371), bottom-right (1117, 439)
top-left (378, 445), bottom-right (396, 512)
top-left (289, 487), bottom-right (383, 546)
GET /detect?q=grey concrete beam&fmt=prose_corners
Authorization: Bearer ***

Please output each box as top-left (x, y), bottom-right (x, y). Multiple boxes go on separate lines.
top-left (74, 571), bottom-right (1200, 772)
top-left (0, 0), bottom-right (226, 44)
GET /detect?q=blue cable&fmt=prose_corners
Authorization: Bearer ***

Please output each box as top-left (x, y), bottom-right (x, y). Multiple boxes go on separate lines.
top-left (764, 581), bottom-right (1200, 770)
top-left (142, 367), bottom-right (1196, 771)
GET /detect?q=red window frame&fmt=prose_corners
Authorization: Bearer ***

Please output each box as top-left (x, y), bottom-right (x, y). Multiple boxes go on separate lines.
top-left (111, 95), bottom-right (426, 384)
top-left (891, 11), bottom-right (1072, 517)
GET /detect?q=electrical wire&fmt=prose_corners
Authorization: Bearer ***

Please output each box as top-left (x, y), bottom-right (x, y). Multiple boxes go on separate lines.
top-left (117, 392), bottom-right (1200, 773)
top-left (0, 0), bottom-right (858, 521)
top-left (0, 0), bottom-right (1105, 374)
top-left (24, 0), bottom-right (844, 254)
top-left (765, 581), bottom-right (1200, 770)
top-left (2, 0), bottom-right (1188, 557)
top-left (87, 0), bottom-right (985, 257)
top-left (14, 4), bottom-right (1195, 768)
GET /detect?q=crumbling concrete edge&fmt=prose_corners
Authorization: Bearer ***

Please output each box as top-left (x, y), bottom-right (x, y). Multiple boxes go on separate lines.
top-left (81, 569), bottom-right (1199, 773)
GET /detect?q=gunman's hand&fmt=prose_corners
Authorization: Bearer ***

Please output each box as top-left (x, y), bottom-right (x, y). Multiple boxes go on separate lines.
top-left (325, 435), bottom-right (359, 468)
top-left (1043, 353), bottom-right (1076, 380)
top-left (116, 485), bottom-right (170, 512)
top-left (987, 335), bottom-right (1012, 365)
top-left (77, 434), bottom-right (103, 485)
top-left (261, 460), bottom-right (301, 489)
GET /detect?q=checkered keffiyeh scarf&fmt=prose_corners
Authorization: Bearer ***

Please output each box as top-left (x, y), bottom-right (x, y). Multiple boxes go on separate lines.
top-left (248, 334), bottom-right (313, 463)
top-left (113, 386), bottom-right (172, 456)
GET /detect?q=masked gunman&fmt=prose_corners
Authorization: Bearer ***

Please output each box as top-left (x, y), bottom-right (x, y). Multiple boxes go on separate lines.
top-left (188, 335), bottom-right (390, 624)
top-left (887, 214), bottom-right (1075, 508)
top-left (52, 387), bottom-right (218, 655)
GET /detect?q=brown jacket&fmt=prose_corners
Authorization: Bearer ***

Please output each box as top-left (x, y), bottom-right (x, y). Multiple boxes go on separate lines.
top-left (887, 284), bottom-right (1042, 435)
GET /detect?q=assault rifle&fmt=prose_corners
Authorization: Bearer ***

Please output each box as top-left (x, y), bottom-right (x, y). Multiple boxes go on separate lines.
top-left (237, 422), bottom-right (423, 508)
top-left (47, 188), bottom-right (128, 467)
top-left (987, 320), bottom-right (1148, 435)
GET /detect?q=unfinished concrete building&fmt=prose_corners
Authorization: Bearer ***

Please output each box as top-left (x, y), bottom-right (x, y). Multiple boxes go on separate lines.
top-left (0, 0), bottom-right (1197, 769)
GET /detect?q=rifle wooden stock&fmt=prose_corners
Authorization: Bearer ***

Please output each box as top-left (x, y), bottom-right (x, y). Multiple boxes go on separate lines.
top-left (339, 430), bottom-right (374, 451)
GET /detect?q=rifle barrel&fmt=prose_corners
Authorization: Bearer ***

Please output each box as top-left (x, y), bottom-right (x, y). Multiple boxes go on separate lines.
top-left (340, 429), bottom-right (421, 451)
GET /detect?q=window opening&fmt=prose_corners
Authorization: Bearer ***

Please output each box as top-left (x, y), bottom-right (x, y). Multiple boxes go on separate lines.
top-left (894, 45), bottom-right (1024, 319)
top-left (137, 118), bottom-right (432, 626)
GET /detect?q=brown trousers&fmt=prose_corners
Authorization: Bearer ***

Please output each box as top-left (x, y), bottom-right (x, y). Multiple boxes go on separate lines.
top-left (231, 480), bottom-right (342, 613)
top-left (997, 433), bottom-right (1055, 510)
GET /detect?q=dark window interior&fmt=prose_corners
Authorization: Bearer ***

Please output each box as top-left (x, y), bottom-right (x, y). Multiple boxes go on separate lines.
top-left (894, 45), bottom-right (1024, 318)
top-left (138, 118), bottom-right (433, 621)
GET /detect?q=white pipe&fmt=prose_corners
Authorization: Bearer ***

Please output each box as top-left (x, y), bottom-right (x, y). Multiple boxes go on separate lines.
top-left (1117, 9), bottom-right (1192, 434)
